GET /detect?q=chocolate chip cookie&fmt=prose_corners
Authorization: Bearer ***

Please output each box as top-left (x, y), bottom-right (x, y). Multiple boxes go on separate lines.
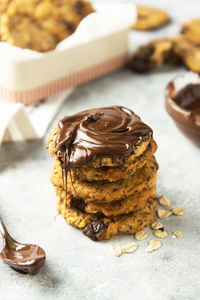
top-left (132, 6), bottom-right (170, 31)
top-left (182, 19), bottom-right (200, 46)
top-left (58, 197), bottom-right (156, 240)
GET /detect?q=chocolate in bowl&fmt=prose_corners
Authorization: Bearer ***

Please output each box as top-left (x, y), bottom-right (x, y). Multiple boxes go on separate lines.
top-left (165, 72), bottom-right (200, 147)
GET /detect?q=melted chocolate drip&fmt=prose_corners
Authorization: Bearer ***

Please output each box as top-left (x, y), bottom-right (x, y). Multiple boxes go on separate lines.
top-left (174, 84), bottom-right (200, 114)
top-left (82, 221), bottom-right (108, 241)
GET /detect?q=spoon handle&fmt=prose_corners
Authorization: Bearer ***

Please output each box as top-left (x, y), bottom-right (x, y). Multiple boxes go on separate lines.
top-left (0, 218), bottom-right (13, 245)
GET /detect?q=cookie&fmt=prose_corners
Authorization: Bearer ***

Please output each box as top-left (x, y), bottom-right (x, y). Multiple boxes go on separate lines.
top-left (52, 156), bottom-right (158, 203)
top-left (59, 184), bottom-right (156, 217)
top-left (130, 39), bottom-right (173, 73)
top-left (48, 128), bottom-right (152, 169)
top-left (182, 19), bottom-right (200, 46)
top-left (0, 0), bottom-right (12, 39)
top-left (1, 13), bottom-right (57, 52)
top-left (72, 139), bottom-right (157, 182)
top-left (132, 6), bottom-right (170, 31)
top-left (130, 35), bottom-right (185, 73)
top-left (173, 38), bottom-right (200, 73)
top-left (58, 197), bottom-right (156, 240)
top-left (34, 0), bottom-right (94, 42)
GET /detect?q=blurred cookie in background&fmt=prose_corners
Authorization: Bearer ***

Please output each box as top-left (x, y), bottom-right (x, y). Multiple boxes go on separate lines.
top-left (132, 5), bottom-right (170, 31)
top-left (0, 0), bottom-right (94, 52)
top-left (182, 19), bottom-right (200, 46)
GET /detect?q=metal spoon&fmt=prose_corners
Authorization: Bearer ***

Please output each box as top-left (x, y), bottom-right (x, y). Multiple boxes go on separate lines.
top-left (0, 218), bottom-right (46, 275)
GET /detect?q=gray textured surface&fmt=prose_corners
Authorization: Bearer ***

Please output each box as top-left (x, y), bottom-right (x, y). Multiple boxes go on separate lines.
top-left (0, 1), bottom-right (200, 299)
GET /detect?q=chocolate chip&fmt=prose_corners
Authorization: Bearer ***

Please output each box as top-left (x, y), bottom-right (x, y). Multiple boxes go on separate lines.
top-left (74, 1), bottom-right (84, 15)
top-left (71, 197), bottom-right (86, 211)
top-left (61, 20), bottom-right (75, 33)
top-left (82, 221), bottom-right (107, 241)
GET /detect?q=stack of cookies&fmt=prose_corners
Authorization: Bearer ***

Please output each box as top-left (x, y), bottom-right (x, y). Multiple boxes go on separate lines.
top-left (48, 106), bottom-right (158, 241)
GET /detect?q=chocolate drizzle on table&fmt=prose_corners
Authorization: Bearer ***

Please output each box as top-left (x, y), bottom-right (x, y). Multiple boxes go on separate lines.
top-left (0, 218), bottom-right (45, 275)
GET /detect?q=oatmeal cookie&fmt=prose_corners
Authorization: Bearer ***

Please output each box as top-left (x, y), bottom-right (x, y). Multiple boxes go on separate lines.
top-left (58, 197), bottom-right (156, 240)
top-left (182, 19), bottom-right (200, 46)
top-left (52, 157), bottom-right (158, 203)
top-left (73, 139), bottom-right (157, 182)
top-left (132, 6), bottom-right (170, 31)
top-left (48, 126), bottom-right (153, 168)
top-left (59, 184), bottom-right (156, 217)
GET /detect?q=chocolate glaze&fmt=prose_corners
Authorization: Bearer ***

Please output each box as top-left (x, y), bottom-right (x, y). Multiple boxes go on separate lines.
top-left (54, 106), bottom-right (152, 195)
top-left (173, 84), bottom-right (200, 114)
top-left (0, 218), bottom-right (45, 275)
top-left (55, 106), bottom-right (152, 167)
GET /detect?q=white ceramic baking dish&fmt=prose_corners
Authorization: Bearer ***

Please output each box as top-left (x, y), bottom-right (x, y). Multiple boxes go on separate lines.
top-left (0, 2), bottom-right (136, 105)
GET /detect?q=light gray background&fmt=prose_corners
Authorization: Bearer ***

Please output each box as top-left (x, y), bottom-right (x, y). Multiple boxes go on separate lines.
top-left (0, 1), bottom-right (200, 299)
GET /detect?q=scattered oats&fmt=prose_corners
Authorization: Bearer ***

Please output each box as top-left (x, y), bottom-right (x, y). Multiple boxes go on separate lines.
top-left (157, 208), bottom-right (173, 219)
top-left (153, 229), bottom-right (168, 239)
top-left (135, 230), bottom-right (148, 241)
top-left (172, 208), bottom-right (184, 215)
top-left (151, 221), bottom-right (164, 230)
top-left (112, 245), bottom-right (122, 257)
top-left (172, 231), bottom-right (183, 238)
top-left (146, 239), bottom-right (162, 253)
top-left (122, 243), bottom-right (139, 254)
top-left (158, 195), bottom-right (171, 207)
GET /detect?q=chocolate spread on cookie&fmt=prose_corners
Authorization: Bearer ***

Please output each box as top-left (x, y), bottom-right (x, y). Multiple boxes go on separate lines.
top-left (54, 106), bottom-right (152, 167)
top-left (54, 106), bottom-right (152, 196)
top-left (173, 84), bottom-right (200, 114)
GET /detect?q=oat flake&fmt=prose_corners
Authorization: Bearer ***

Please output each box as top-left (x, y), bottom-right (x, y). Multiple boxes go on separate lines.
top-left (172, 208), bottom-right (184, 215)
top-left (146, 239), bottom-right (162, 253)
top-left (153, 229), bottom-right (168, 239)
top-left (157, 208), bottom-right (173, 219)
top-left (158, 195), bottom-right (171, 207)
top-left (135, 230), bottom-right (148, 241)
top-left (172, 231), bottom-right (183, 238)
top-left (151, 221), bottom-right (164, 230)
top-left (112, 245), bottom-right (122, 257)
top-left (122, 243), bottom-right (139, 254)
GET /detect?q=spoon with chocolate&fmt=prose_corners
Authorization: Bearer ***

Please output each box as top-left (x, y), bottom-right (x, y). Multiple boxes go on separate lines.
top-left (0, 218), bottom-right (46, 275)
